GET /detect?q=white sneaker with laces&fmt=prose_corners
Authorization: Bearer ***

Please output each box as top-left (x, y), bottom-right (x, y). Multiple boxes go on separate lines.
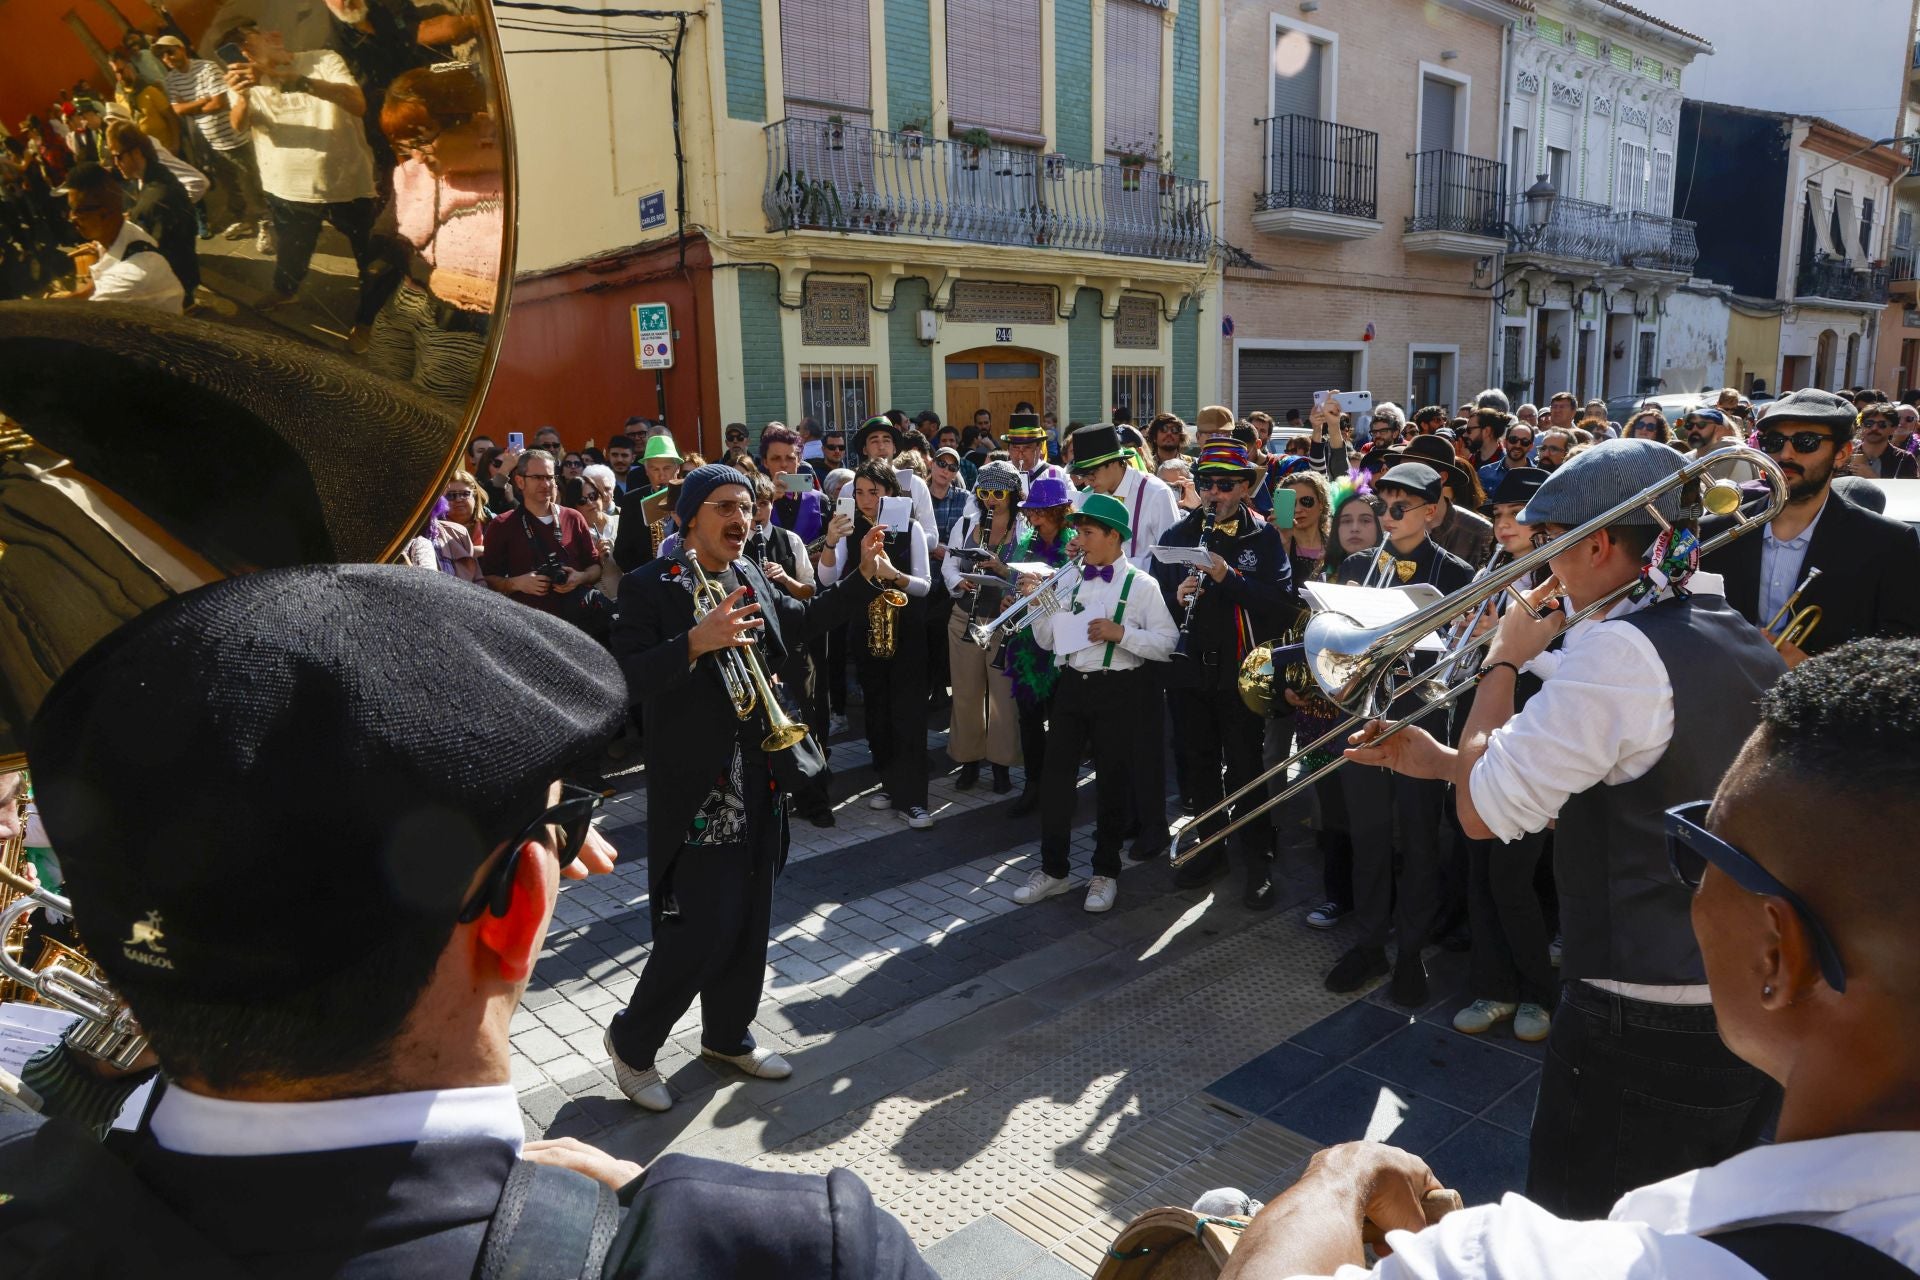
top-left (256, 224), bottom-right (277, 254)
top-left (604, 1030), bottom-right (672, 1111)
top-left (867, 792), bottom-right (893, 811)
top-left (700, 1045), bottom-right (792, 1079)
top-left (1083, 876), bottom-right (1118, 913)
top-left (220, 220), bottom-right (251, 240)
top-left (903, 805), bottom-right (933, 829)
top-left (1012, 868), bottom-right (1073, 905)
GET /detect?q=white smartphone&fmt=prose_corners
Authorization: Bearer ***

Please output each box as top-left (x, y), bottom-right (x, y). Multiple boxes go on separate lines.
top-left (835, 490), bottom-right (856, 522)
top-left (506, 430), bottom-right (524, 451)
top-left (1313, 390), bottom-right (1329, 411)
top-left (1335, 391), bottom-right (1373, 416)
top-left (779, 470), bottom-right (814, 496)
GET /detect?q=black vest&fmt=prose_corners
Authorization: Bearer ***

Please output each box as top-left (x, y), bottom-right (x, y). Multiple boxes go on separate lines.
top-left (1556, 594), bottom-right (1787, 985)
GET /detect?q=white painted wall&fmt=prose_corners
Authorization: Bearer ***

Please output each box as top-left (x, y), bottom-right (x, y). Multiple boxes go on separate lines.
top-left (1656, 0), bottom-right (1911, 142)
top-left (1659, 289), bottom-right (1730, 394)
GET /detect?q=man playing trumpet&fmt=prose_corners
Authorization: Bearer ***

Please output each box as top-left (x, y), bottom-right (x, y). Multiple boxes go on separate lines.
top-left (606, 463), bottom-right (895, 1113)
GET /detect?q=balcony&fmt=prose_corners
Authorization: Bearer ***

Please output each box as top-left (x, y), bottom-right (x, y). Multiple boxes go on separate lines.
top-left (1796, 253), bottom-right (1893, 307)
top-left (1898, 140), bottom-right (1920, 190)
top-left (761, 119), bottom-right (1212, 264)
top-left (1507, 194), bottom-right (1616, 264)
top-left (1404, 149), bottom-right (1508, 257)
top-left (1252, 114), bottom-right (1382, 242)
top-left (1894, 246), bottom-right (1917, 298)
top-left (1617, 211), bottom-right (1699, 275)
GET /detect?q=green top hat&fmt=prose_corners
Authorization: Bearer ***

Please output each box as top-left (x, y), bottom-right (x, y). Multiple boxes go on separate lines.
top-left (642, 434), bottom-right (681, 463)
top-left (1073, 491), bottom-right (1133, 540)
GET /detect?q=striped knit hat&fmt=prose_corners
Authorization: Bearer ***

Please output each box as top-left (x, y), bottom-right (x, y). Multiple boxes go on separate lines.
top-left (1194, 437), bottom-right (1258, 478)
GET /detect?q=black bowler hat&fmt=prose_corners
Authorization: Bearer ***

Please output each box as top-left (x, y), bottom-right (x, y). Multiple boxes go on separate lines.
top-left (1486, 466), bottom-right (1549, 508)
top-left (27, 566), bottom-right (626, 1001)
top-left (1376, 462), bottom-right (1445, 503)
top-left (1069, 424), bottom-right (1127, 471)
top-left (1385, 434), bottom-right (1476, 503)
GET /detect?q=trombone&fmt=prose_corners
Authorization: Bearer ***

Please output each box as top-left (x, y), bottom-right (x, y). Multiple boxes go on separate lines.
top-left (1765, 567), bottom-right (1821, 651)
top-left (967, 555), bottom-right (1084, 649)
top-left (684, 552), bottom-right (811, 753)
top-left (1173, 445), bottom-right (1790, 867)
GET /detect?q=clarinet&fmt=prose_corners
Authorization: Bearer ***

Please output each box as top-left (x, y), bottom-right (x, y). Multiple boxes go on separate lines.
top-left (1173, 506), bottom-right (1216, 659)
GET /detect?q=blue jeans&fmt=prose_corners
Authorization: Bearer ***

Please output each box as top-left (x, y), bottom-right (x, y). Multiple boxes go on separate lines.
top-left (1527, 980), bottom-right (1778, 1217)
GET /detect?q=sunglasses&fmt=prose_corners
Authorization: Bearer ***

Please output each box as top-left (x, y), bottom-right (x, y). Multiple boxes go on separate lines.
top-left (823, 441), bottom-right (845, 451)
top-left (1859, 418), bottom-right (1894, 431)
top-left (456, 783), bottom-right (603, 923)
top-left (1664, 801), bottom-right (1846, 993)
top-left (1758, 431), bottom-right (1838, 454)
top-left (1197, 476), bottom-right (1246, 492)
top-left (935, 459), bottom-right (959, 471)
top-left (975, 487), bottom-right (1013, 502)
top-left (444, 489), bottom-right (473, 501)
top-left (1291, 494), bottom-right (1318, 509)
top-left (1383, 500), bottom-right (1428, 520)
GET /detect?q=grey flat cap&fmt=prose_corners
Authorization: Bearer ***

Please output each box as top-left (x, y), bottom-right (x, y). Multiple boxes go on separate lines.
top-left (1518, 438), bottom-right (1685, 527)
top-left (1761, 388), bottom-right (1857, 431)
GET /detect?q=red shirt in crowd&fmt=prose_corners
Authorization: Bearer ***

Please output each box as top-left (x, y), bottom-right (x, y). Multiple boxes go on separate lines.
top-left (479, 506), bottom-right (601, 618)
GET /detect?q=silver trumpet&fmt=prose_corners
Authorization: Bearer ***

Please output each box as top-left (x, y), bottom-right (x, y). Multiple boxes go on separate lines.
top-left (1173, 445), bottom-right (1789, 868)
top-left (968, 555), bottom-right (1084, 649)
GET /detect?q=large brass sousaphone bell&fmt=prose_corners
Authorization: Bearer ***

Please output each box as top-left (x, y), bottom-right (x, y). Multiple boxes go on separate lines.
top-left (0, 0), bottom-right (520, 1060)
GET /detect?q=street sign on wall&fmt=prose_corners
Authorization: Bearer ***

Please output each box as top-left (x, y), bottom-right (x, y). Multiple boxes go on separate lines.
top-left (632, 302), bottom-right (673, 369)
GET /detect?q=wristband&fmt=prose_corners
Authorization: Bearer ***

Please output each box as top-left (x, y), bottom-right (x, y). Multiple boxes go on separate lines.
top-left (1479, 660), bottom-right (1520, 681)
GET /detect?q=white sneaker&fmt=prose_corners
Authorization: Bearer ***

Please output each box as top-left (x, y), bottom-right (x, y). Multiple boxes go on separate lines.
top-left (867, 792), bottom-right (893, 811)
top-left (903, 805), bottom-right (933, 829)
top-left (700, 1044), bottom-right (792, 1079)
top-left (255, 224), bottom-right (276, 254)
top-left (220, 220), bottom-right (252, 240)
top-left (1012, 868), bottom-right (1073, 905)
top-left (1083, 876), bottom-right (1118, 913)
top-left (604, 1030), bottom-right (672, 1111)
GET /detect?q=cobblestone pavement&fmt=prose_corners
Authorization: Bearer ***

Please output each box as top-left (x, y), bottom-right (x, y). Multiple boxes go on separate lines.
top-left (512, 724), bottom-right (1539, 1277)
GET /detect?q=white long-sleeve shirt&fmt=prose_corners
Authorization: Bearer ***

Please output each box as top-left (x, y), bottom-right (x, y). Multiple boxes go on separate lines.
top-left (1028, 554), bottom-right (1177, 672)
top-left (817, 522), bottom-right (931, 597)
top-left (1075, 466), bottom-right (1180, 562)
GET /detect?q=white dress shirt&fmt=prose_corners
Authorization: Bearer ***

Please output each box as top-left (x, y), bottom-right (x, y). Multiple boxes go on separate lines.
top-left (243, 50), bottom-right (377, 203)
top-left (1075, 467), bottom-right (1181, 562)
top-left (151, 1083), bottom-right (524, 1157)
top-left (1321, 1131), bottom-right (1920, 1280)
top-left (1029, 555), bottom-right (1177, 672)
top-left (818, 521), bottom-right (930, 597)
top-left (1758, 494), bottom-right (1827, 626)
top-left (89, 219), bottom-right (185, 313)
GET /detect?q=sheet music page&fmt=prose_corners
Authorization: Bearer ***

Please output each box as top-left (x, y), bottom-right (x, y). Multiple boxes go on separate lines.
top-left (1048, 612), bottom-right (1095, 658)
top-left (1300, 582), bottom-right (1446, 652)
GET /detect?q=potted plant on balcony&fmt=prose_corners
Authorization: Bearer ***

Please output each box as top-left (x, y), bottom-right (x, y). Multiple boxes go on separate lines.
top-left (959, 127), bottom-right (991, 171)
top-left (1044, 151), bottom-right (1067, 180)
top-left (1118, 147), bottom-right (1148, 192)
top-left (897, 116), bottom-right (926, 160)
top-left (1155, 146), bottom-right (1178, 195)
top-left (1546, 333), bottom-right (1564, 361)
top-left (774, 168), bottom-right (843, 229)
top-left (824, 115), bottom-right (845, 151)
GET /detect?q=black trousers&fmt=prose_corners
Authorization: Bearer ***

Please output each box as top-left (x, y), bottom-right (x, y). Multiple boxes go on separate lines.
top-left (1129, 664), bottom-right (1171, 847)
top-left (1312, 772), bottom-right (1353, 908)
top-left (1528, 981), bottom-right (1779, 1218)
top-left (1465, 831), bottom-right (1555, 1005)
top-left (1016, 693), bottom-right (1051, 793)
top-left (856, 612), bottom-right (928, 808)
top-left (1040, 667), bottom-right (1147, 878)
top-left (1340, 761), bottom-right (1445, 955)
top-left (825, 622), bottom-right (850, 715)
top-left (609, 840), bottom-right (773, 1067)
top-left (265, 193), bottom-right (382, 324)
top-left (924, 586), bottom-right (952, 703)
top-left (1169, 684), bottom-right (1274, 867)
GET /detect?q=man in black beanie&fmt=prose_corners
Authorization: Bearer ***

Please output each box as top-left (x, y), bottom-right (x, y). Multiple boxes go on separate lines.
top-left (605, 463), bottom-right (898, 1112)
top-left (0, 565), bottom-right (932, 1278)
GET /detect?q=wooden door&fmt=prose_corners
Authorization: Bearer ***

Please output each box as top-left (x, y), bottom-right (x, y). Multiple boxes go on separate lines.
top-left (945, 349), bottom-right (1044, 435)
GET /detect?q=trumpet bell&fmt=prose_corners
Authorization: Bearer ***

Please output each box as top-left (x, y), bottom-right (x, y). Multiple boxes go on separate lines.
top-left (760, 722), bottom-right (812, 753)
top-left (966, 624), bottom-right (996, 649)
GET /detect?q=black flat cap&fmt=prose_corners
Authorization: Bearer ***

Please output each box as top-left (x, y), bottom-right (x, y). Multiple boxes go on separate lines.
top-left (1486, 466), bottom-right (1550, 508)
top-left (1763, 388), bottom-right (1858, 431)
top-left (27, 566), bottom-right (625, 1000)
top-left (1376, 462), bottom-right (1444, 503)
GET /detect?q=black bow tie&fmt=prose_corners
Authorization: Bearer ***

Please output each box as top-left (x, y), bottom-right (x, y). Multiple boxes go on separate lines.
top-left (1083, 564), bottom-right (1115, 583)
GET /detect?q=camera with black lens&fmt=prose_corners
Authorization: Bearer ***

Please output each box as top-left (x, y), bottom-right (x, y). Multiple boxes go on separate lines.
top-left (534, 553), bottom-right (572, 586)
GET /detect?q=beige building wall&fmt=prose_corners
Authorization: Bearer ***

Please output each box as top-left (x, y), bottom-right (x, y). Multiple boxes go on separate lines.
top-left (1218, 0), bottom-right (1516, 416)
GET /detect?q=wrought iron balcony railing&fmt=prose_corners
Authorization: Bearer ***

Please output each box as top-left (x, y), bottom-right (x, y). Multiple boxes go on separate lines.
top-left (1255, 114), bottom-right (1379, 220)
top-left (1617, 210), bottom-right (1699, 274)
top-left (1405, 149), bottom-right (1507, 238)
top-left (1507, 194), bottom-right (1616, 262)
top-left (1797, 253), bottom-right (1893, 304)
top-left (762, 118), bottom-right (1212, 263)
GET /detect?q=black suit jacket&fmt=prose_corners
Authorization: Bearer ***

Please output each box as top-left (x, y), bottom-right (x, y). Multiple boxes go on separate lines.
top-left (611, 554), bottom-right (873, 881)
top-left (1703, 489), bottom-right (1920, 656)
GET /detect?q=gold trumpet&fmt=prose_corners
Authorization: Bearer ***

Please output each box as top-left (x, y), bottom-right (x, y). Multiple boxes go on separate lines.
top-left (684, 553), bottom-right (811, 752)
top-left (1765, 567), bottom-right (1821, 651)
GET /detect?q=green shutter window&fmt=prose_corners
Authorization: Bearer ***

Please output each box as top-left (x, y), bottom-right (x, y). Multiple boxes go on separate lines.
top-left (1536, 17), bottom-right (1564, 44)
top-left (1610, 44), bottom-right (1633, 70)
top-left (1575, 32), bottom-right (1599, 59)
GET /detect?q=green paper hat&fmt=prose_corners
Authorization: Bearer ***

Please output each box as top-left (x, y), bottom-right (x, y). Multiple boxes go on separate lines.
top-left (1073, 491), bottom-right (1133, 540)
top-left (642, 434), bottom-right (682, 463)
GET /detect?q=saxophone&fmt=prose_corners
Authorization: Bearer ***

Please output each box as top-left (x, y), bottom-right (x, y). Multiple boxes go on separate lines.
top-left (868, 585), bottom-right (909, 657)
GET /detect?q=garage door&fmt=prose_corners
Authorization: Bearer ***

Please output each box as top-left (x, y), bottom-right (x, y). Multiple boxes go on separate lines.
top-left (1236, 349), bottom-right (1357, 422)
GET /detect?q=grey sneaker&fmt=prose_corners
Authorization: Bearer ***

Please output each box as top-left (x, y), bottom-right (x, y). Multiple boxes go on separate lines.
top-left (604, 1030), bottom-right (672, 1111)
top-left (1451, 999), bottom-right (1519, 1035)
top-left (902, 805), bottom-right (933, 829)
top-left (1012, 868), bottom-right (1072, 905)
top-left (1083, 875), bottom-right (1117, 913)
top-left (1514, 1002), bottom-right (1552, 1043)
top-left (255, 223), bottom-right (277, 255)
top-left (867, 792), bottom-right (893, 811)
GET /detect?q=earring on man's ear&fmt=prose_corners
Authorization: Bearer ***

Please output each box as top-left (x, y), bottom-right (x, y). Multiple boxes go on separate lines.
top-left (1763, 985), bottom-right (1774, 998)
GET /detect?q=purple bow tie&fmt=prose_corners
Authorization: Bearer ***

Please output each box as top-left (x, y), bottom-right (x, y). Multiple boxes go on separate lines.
top-left (1083, 564), bottom-right (1114, 583)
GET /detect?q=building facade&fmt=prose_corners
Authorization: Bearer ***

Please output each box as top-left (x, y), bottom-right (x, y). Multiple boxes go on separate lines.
top-left (487, 0), bottom-right (1223, 454)
top-left (1679, 101), bottom-right (1904, 395)
top-left (1493, 0), bottom-right (1708, 409)
top-left (1872, 0), bottom-right (1920, 395)
top-left (1217, 0), bottom-right (1524, 421)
